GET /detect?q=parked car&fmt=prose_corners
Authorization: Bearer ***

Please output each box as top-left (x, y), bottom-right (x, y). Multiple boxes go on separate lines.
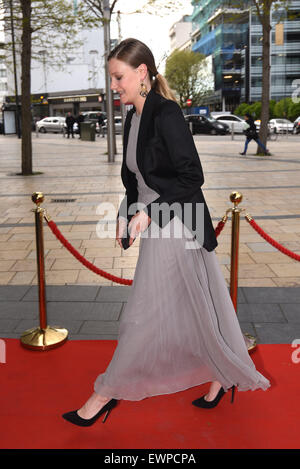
top-left (102, 116), bottom-right (123, 135)
top-left (184, 114), bottom-right (230, 135)
top-left (269, 118), bottom-right (293, 133)
top-left (293, 116), bottom-right (300, 134)
top-left (82, 111), bottom-right (107, 121)
top-left (36, 116), bottom-right (65, 133)
top-left (212, 113), bottom-right (246, 133)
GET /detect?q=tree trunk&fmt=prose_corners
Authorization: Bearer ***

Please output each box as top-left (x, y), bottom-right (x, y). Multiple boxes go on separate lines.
top-left (257, 2), bottom-right (272, 154)
top-left (21, 0), bottom-right (33, 174)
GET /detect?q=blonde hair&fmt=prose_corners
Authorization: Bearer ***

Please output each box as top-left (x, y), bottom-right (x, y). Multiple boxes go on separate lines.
top-left (108, 38), bottom-right (177, 103)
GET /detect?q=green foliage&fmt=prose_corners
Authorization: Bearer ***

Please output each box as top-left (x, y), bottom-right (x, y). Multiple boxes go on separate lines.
top-left (248, 101), bottom-right (262, 119)
top-left (165, 49), bottom-right (213, 107)
top-left (274, 98), bottom-right (290, 118)
top-left (3, 0), bottom-right (100, 66)
top-left (234, 99), bottom-right (300, 122)
top-left (234, 103), bottom-right (250, 117)
top-left (274, 98), bottom-right (300, 121)
top-left (269, 99), bottom-right (276, 119)
top-left (288, 101), bottom-right (300, 122)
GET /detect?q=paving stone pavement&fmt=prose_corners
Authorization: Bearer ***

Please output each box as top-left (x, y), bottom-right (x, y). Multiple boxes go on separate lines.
top-left (0, 285), bottom-right (300, 344)
top-left (0, 132), bottom-right (300, 344)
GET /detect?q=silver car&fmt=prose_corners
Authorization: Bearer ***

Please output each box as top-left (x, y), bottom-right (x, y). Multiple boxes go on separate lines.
top-left (212, 114), bottom-right (246, 133)
top-left (102, 116), bottom-right (123, 134)
top-left (36, 117), bottom-right (65, 133)
top-left (269, 118), bottom-right (294, 134)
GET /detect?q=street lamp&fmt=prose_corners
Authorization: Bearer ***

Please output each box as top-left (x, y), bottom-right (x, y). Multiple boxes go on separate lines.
top-left (9, 0), bottom-right (21, 138)
top-left (103, 0), bottom-right (115, 162)
top-left (89, 49), bottom-right (99, 89)
top-left (38, 50), bottom-right (48, 95)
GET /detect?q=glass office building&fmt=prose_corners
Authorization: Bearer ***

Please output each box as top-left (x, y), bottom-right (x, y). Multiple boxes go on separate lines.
top-left (191, 0), bottom-right (249, 111)
top-left (243, 1), bottom-right (300, 102)
top-left (191, 0), bottom-right (300, 109)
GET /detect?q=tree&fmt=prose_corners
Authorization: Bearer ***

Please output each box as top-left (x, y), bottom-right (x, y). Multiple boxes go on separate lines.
top-left (165, 49), bottom-right (212, 108)
top-left (2, 0), bottom-right (98, 175)
top-left (237, 1), bottom-right (288, 151)
top-left (193, 0), bottom-right (290, 153)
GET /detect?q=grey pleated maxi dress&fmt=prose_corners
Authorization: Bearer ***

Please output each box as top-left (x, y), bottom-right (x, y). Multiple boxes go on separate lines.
top-left (94, 111), bottom-right (271, 401)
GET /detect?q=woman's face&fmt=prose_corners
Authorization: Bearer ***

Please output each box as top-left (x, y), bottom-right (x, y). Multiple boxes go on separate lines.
top-left (109, 58), bottom-right (146, 105)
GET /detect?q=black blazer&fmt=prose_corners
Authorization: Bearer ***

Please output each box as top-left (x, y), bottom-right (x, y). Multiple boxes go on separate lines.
top-left (117, 89), bottom-right (217, 252)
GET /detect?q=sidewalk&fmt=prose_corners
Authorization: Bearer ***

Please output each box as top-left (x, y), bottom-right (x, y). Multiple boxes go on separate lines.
top-left (0, 132), bottom-right (300, 343)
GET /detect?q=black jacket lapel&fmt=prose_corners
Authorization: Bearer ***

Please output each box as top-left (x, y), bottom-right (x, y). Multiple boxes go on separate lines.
top-left (122, 89), bottom-right (162, 187)
top-left (136, 89), bottom-right (162, 175)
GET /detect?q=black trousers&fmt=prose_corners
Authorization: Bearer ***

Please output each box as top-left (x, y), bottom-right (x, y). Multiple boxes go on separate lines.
top-left (67, 125), bottom-right (74, 138)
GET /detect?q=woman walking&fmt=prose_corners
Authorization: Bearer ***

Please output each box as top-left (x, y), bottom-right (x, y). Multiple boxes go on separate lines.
top-left (240, 113), bottom-right (271, 156)
top-left (62, 39), bottom-right (270, 427)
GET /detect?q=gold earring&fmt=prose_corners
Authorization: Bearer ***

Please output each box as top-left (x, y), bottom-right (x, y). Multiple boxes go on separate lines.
top-left (140, 82), bottom-right (148, 98)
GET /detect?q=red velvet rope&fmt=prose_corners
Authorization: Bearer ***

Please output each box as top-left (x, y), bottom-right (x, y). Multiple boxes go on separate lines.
top-left (245, 216), bottom-right (300, 262)
top-left (47, 220), bottom-right (133, 285)
top-left (46, 216), bottom-right (227, 285)
top-left (215, 220), bottom-right (226, 238)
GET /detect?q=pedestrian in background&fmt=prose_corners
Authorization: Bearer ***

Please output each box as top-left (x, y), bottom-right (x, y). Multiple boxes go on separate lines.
top-left (65, 112), bottom-right (75, 139)
top-left (240, 113), bottom-right (271, 156)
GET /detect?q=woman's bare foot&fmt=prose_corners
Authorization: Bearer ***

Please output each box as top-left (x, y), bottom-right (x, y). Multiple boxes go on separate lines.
top-left (204, 381), bottom-right (222, 402)
top-left (77, 392), bottom-right (110, 420)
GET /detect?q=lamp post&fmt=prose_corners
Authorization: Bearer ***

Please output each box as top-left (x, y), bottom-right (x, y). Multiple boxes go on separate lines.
top-left (9, 0), bottom-right (21, 138)
top-left (38, 50), bottom-right (48, 95)
top-left (103, 0), bottom-right (115, 162)
top-left (89, 50), bottom-right (99, 89)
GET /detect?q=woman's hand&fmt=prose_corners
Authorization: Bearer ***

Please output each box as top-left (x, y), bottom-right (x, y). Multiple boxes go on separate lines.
top-left (128, 211), bottom-right (151, 246)
top-left (116, 217), bottom-right (127, 248)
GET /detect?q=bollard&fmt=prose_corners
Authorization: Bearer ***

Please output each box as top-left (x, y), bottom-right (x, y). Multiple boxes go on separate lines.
top-left (231, 123), bottom-right (234, 140)
top-left (20, 192), bottom-right (68, 351)
top-left (229, 191), bottom-right (257, 352)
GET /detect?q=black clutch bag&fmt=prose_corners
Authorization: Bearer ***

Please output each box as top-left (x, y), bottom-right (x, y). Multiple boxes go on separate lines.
top-left (121, 223), bottom-right (136, 250)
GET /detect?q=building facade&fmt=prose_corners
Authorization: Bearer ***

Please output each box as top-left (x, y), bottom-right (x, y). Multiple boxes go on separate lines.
top-left (190, 0), bottom-right (300, 111)
top-left (191, 0), bottom-right (249, 111)
top-left (2, 1), bottom-right (111, 121)
top-left (0, 7), bottom-right (7, 107)
top-left (243, 1), bottom-right (300, 103)
top-left (169, 15), bottom-right (192, 52)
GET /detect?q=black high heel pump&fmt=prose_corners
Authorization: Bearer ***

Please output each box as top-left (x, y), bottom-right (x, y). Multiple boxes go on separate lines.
top-left (62, 398), bottom-right (118, 427)
top-left (192, 385), bottom-right (235, 409)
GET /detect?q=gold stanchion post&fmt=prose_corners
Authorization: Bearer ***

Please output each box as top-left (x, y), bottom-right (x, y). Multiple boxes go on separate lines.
top-left (20, 192), bottom-right (68, 351)
top-left (229, 191), bottom-right (257, 353)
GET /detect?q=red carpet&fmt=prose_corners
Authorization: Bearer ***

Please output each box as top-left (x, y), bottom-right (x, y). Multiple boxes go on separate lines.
top-left (0, 339), bottom-right (298, 449)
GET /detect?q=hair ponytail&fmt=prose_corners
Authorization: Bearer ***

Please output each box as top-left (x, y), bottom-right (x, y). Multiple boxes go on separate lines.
top-left (108, 38), bottom-right (177, 103)
top-left (151, 73), bottom-right (177, 103)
